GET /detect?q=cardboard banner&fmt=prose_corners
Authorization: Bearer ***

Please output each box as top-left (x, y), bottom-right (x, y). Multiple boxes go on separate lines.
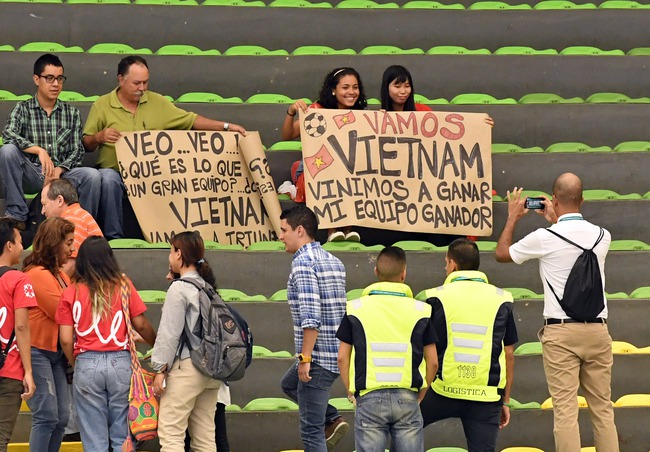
top-left (115, 131), bottom-right (282, 247)
top-left (300, 109), bottom-right (493, 236)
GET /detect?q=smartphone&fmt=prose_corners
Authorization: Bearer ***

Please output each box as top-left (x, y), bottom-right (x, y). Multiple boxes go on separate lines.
top-left (525, 197), bottom-right (545, 210)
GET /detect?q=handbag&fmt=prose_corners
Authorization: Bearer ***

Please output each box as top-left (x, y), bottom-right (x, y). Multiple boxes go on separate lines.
top-left (120, 278), bottom-right (159, 452)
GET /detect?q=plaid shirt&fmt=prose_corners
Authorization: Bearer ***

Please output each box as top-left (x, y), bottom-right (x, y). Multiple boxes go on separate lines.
top-left (287, 241), bottom-right (347, 373)
top-left (2, 96), bottom-right (84, 170)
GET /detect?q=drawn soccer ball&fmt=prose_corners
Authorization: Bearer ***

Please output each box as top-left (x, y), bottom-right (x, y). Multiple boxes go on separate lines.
top-left (303, 113), bottom-right (327, 137)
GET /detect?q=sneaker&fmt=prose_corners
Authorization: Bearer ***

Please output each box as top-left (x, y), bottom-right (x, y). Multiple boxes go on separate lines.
top-left (328, 231), bottom-right (346, 242)
top-left (325, 416), bottom-right (349, 450)
top-left (344, 231), bottom-right (360, 242)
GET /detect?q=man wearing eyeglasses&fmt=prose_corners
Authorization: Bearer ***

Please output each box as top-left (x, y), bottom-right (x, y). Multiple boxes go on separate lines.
top-left (0, 54), bottom-right (101, 231)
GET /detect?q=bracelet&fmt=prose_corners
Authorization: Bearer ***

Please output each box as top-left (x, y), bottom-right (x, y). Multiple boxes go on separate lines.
top-left (287, 108), bottom-right (296, 117)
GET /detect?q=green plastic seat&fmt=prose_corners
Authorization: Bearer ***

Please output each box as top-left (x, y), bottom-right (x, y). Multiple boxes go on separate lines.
top-left (329, 397), bottom-right (356, 411)
top-left (203, 240), bottom-right (244, 250)
top-left (138, 290), bottom-right (167, 303)
top-left (583, 189), bottom-right (641, 200)
top-left (0, 0), bottom-right (61, 3)
top-left (519, 93), bottom-right (583, 104)
top-left (225, 404), bottom-right (242, 412)
top-left (346, 288), bottom-right (365, 300)
top-left (427, 46), bottom-right (490, 55)
top-left (520, 190), bottom-right (551, 199)
top-left (0, 45), bottom-right (16, 52)
top-left (534, 0), bottom-right (596, 8)
top-left (414, 290), bottom-right (428, 301)
top-left (87, 43), bottom-right (153, 54)
top-left (223, 46), bottom-right (289, 56)
top-left (175, 92), bottom-right (242, 103)
top-left (474, 241), bottom-right (497, 252)
top-left (57, 91), bottom-right (90, 102)
top-left (323, 241), bottom-right (368, 252)
top-left (469, 1), bottom-right (531, 9)
top-left (291, 45), bottom-right (354, 55)
top-left (605, 292), bottom-right (628, 298)
top-left (402, 1), bottom-right (464, 8)
top-left (245, 94), bottom-right (294, 104)
top-left (546, 142), bottom-right (612, 153)
top-left (18, 42), bottom-right (83, 53)
top-left (0, 90), bottom-right (31, 101)
top-left (609, 240), bottom-right (650, 251)
top-left (628, 47), bottom-right (650, 55)
top-left (586, 92), bottom-right (650, 104)
top-left (560, 46), bottom-right (624, 55)
top-left (492, 143), bottom-right (544, 154)
top-left (507, 398), bottom-right (542, 410)
top-left (155, 45), bottom-right (220, 56)
top-left (243, 398), bottom-right (299, 411)
top-left (494, 46), bottom-right (557, 55)
top-left (269, 0), bottom-right (332, 7)
top-left (630, 287), bottom-right (650, 298)
top-left (613, 141), bottom-right (650, 152)
top-left (426, 448), bottom-right (469, 452)
top-left (145, 242), bottom-right (171, 249)
top-left (599, 0), bottom-right (647, 7)
top-left (366, 98), bottom-right (381, 105)
top-left (514, 342), bottom-right (543, 355)
top-left (202, 0), bottom-right (265, 5)
top-left (218, 289), bottom-right (266, 302)
top-left (246, 241), bottom-right (286, 251)
top-left (336, 0), bottom-right (399, 7)
top-left (269, 289), bottom-right (288, 301)
top-left (108, 238), bottom-right (150, 249)
top-left (505, 287), bottom-right (541, 299)
top-left (359, 46), bottom-right (424, 55)
top-left (267, 141), bottom-right (303, 151)
top-left (252, 345), bottom-right (292, 357)
top-left (137, 348), bottom-right (153, 360)
top-left (391, 240), bottom-right (439, 251)
top-left (67, 0), bottom-right (130, 3)
top-left (450, 94), bottom-right (517, 105)
top-left (644, 191), bottom-right (650, 199)
top-left (134, 0), bottom-right (199, 4)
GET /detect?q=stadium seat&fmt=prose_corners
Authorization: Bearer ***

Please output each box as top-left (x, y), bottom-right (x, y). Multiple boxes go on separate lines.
top-left (469, 1), bottom-right (530, 8)
top-left (336, 0), bottom-right (399, 7)
top-left (611, 341), bottom-right (639, 354)
top-left (605, 291), bottom-right (628, 298)
top-left (494, 46), bottom-right (557, 55)
top-left (87, 43), bottom-right (153, 54)
top-left (269, 0), bottom-right (332, 7)
top-left (514, 342), bottom-right (542, 355)
top-left (243, 398), bottom-right (299, 411)
top-left (546, 142), bottom-right (611, 153)
top-left (202, 0), bottom-right (265, 5)
top-left (391, 240), bottom-right (439, 251)
top-left (137, 348), bottom-right (153, 360)
top-left (269, 289), bottom-right (288, 301)
top-left (0, 45), bottom-right (16, 52)
top-left (542, 396), bottom-right (588, 408)
top-left (598, 0), bottom-right (648, 7)
top-left (138, 290), bottom-right (168, 303)
top-left (491, 143), bottom-right (544, 153)
top-left (346, 288), bottom-right (364, 300)
top-left (500, 449), bottom-right (545, 452)
top-left (66, 0), bottom-right (130, 3)
top-left (18, 42), bottom-right (83, 52)
top-left (534, 0), bottom-right (595, 8)
top-left (245, 93), bottom-right (294, 104)
top-left (267, 141), bottom-right (303, 151)
top-left (359, 46), bottom-right (425, 55)
top-left (402, 1), bottom-right (464, 8)
top-left (134, 0), bottom-right (198, 5)
top-left (474, 241), bottom-right (497, 251)
top-left (427, 46), bottom-right (490, 55)
top-left (57, 91), bottom-right (90, 102)
top-left (246, 241), bottom-right (286, 251)
top-left (108, 238), bottom-right (150, 249)
top-left (519, 190), bottom-right (551, 199)
top-left (203, 240), bottom-right (245, 250)
top-left (586, 92), bottom-right (650, 103)
top-left (223, 46), bottom-right (289, 56)
top-left (645, 191), bottom-right (650, 199)
top-left (0, 90), bottom-right (31, 101)
top-left (155, 44), bottom-right (220, 55)
top-left (329, 397), bottom-right (356, 410)
top-left (583, 189), bottom-right (642, 200)
top-left (225, 404), bottom-right (242, 411)
top-left (218, 289), bottom-right (267, 301)
top-left (518, 93), bottom-right (583, 104)
top-left (252, 345), bottom-right (292, 357)
top-left (609, 239), bottom-right (650, 250)
top-left (175, 92), bottom-right (243, 103)
top-left (630, 287), bottom-right (650, 298)
top-left (146, 242), bottom-right (171, 249)
top-left (323, 242), bottom-right (384, 252)
top-left (613, 140), bottom-right (650, 152)
top-left (560, 46), bottom-right (625, 55)
top-left (613, 394), bottom-right (650, 407)
top-left (291, 45), bottom-right (354, 55)
top-left (507, 398), bottom-right (542, 410)
top-left (0, 0), bottom-right (61, 3)
top-left (450, 94), bottom-right (517, 105)
top-left (505, 287), bottom-right (541, 299)
top-left (627, 47), bottom-right (650, 55)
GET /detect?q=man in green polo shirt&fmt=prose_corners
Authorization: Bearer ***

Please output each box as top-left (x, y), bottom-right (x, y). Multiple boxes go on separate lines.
top-left (82, 55), bottom-right (246, 239)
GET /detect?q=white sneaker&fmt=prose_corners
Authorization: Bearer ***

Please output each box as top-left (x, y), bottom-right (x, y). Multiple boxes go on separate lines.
top-left (328, 231), bottom-right (346, 242)
top-left (344, 231), bottom-right (360, 242)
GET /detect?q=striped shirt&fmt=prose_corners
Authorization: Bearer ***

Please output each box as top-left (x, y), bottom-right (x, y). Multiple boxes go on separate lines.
top-left (62, 203), bottom-right (103, 258)
top-left (287, 241), bottom-right (347, 373)
top-left (2, 96), bottom-right (84, 170)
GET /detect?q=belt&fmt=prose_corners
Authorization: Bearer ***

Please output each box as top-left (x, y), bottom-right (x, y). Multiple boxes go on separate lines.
top-left (545, 318), bottom-right (607, 325)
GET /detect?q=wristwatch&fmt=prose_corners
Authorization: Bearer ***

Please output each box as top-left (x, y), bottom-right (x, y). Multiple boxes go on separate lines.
top-left (296, 353), bottom-right (312, 363)
top-left (223, 122), bottom-right (230, 131)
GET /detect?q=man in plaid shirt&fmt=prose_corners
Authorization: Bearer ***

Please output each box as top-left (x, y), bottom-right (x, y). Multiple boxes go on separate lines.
top-left (279, 205), bottom-right (350, 451)
top-left (0, 54), bottom-right (101, 228)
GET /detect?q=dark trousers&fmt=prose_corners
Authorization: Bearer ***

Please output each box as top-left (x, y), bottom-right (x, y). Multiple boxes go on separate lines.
top-left (420, 387), bottom-right (502, 452)
top-left (184, 402), bottom-right (229, 452)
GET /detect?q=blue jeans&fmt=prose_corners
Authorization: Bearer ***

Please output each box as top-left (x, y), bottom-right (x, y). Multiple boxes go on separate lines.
top-left (355, 388), bottom-right (423, 452)
top-left (281, 362), bottom-right (340, 452)
top-left (73, 351), bottom-right (132, 452)
top-left (26, 347), bottom-right (70, 452)
top-left (98, 168), bottom-right (125, 239)
top-left (0, 143), bottom-right (101, 220)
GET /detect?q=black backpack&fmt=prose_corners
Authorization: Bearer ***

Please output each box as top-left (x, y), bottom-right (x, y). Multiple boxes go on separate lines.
top-left (545, 228), bottom-right (606, 321)
top-left (0, 266), bottom-right (16, 370)
top-left (175, 278), bottom-right (253, 381)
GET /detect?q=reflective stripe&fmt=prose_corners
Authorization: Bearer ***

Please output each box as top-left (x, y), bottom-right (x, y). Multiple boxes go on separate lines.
top-left (454, 352), bottom-right (481, 364)
top-left (496, 288), bottom-right (504, 296)
top-left (415, 302), bottom-right (425, 311)
top-left (453, 338), bottom-right (484, 349)
top-left (451, 323), bottom-right (487, 335)
top-left (351, 299), bottom-right (363, 309)
top-left (373, 358), bottom-right (405, 367)
top-left (371, 343), bottom-right (408, 352)
top-left (375, 373), bottom-right (403, 382)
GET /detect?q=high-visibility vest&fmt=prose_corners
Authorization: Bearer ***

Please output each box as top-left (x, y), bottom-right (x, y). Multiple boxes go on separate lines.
top-left (425, 271), bottom-right (513, 402)
top-left (347, 281), bottom-right (432, 397)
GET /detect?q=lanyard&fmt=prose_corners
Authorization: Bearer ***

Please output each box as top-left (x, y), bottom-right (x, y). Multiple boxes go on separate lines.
top-left (368, 290), bottom-right (407, 297)
top-left (450, 276), bottom-right (487, 284)
top-left (558, 215), bottom-right (583, 222)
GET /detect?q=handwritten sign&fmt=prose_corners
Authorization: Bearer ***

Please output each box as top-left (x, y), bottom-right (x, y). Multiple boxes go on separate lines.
top-left (300, 109), bottom-right (493, 235)
top-left (115, 131), bottom-right (282, 247)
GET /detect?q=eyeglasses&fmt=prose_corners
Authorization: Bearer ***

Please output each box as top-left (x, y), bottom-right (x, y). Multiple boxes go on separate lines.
top-left (38, 75), bottom-right (67, 84)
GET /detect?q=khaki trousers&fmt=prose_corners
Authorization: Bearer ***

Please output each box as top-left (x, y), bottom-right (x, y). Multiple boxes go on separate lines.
top-left (539, 322), bottom-right (619, 452)
top-left (158, 358), bottom-right (221, 452)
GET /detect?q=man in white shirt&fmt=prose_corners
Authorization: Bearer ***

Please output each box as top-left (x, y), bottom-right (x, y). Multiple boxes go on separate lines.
top-left (495, 173), bottom-right (619, 452)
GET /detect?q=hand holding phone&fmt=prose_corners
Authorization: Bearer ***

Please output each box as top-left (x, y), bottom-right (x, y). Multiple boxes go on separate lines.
top-left (524, 197), bottom-right (545, 210)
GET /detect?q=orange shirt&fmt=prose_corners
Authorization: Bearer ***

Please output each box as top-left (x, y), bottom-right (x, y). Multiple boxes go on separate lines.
top-left (25, 266), bottom-right (71, 351)
top-left (62, 203), bottom-right (103, 258)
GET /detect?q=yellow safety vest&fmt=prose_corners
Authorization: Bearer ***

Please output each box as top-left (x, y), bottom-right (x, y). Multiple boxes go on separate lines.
top-left (425, 271), bottom-right (513, 402)
top-left (347, 281), bottom-right (432, 396)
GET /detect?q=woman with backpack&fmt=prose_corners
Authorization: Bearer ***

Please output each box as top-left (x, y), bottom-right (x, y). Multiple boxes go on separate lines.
top-left (152, 231), bottom-right (222, 451)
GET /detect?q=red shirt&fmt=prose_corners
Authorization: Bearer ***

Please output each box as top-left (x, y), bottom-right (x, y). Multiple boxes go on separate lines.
top-left (56, 279), bottom-right (146, 356)
top-left (0, 270), bottom-right (38, 381)
top-left (415, 103), bottom-right (433, 111)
